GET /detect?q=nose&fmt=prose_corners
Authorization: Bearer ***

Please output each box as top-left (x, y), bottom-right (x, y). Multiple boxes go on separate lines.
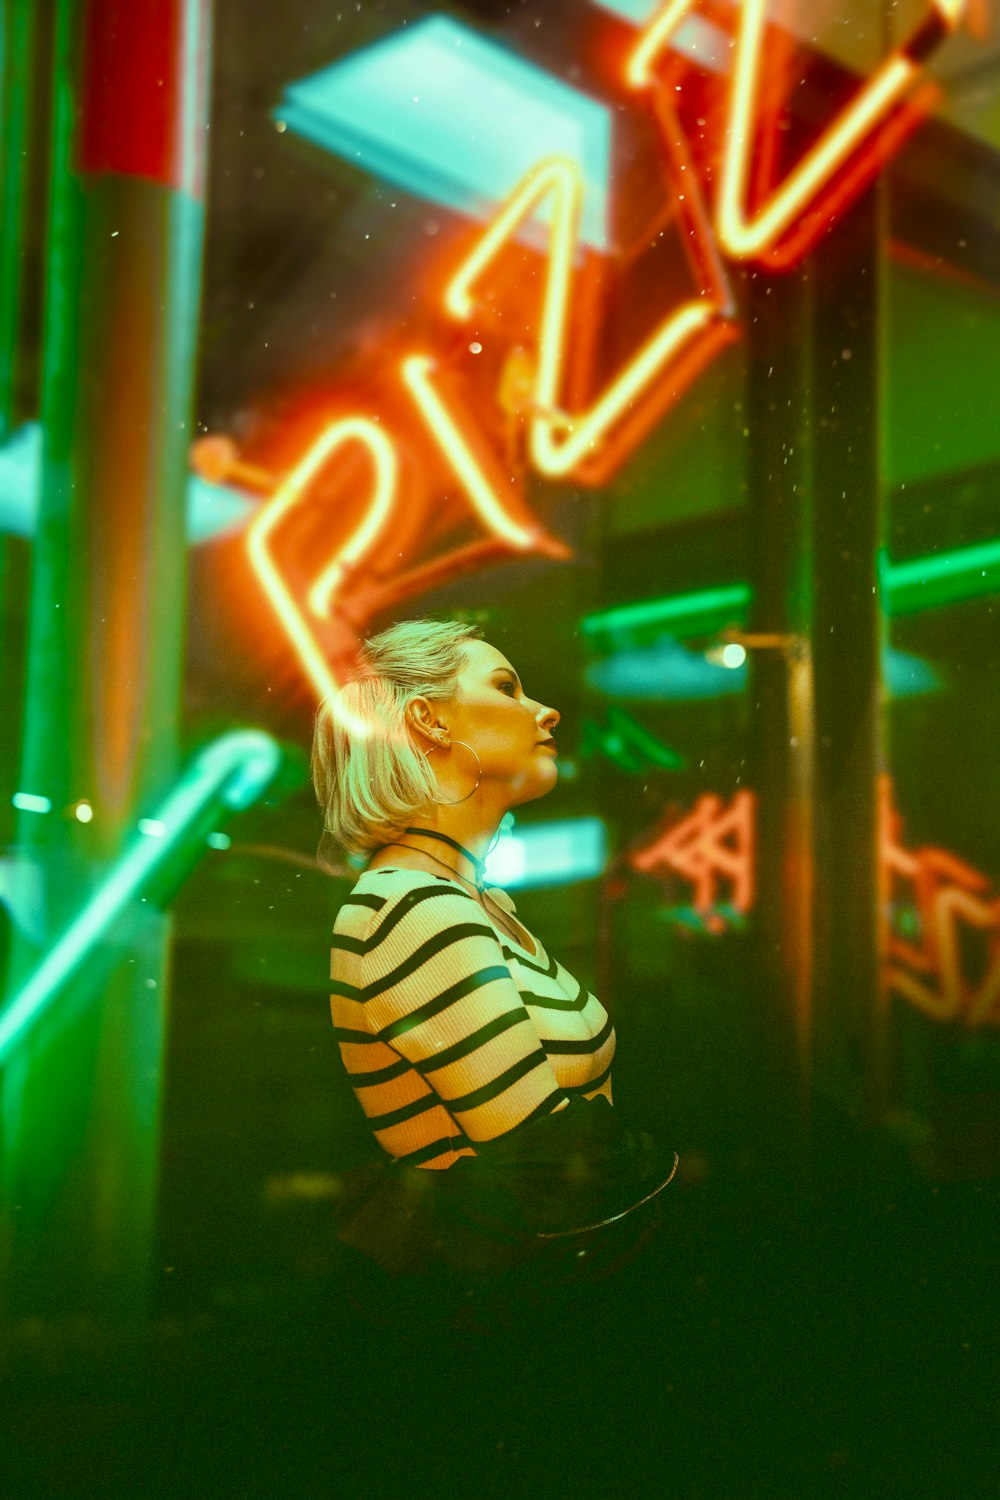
top-left (536, 703), bottom-right (560, 734)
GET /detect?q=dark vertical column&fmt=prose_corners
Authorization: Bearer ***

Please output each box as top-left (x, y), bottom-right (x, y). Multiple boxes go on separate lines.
top-left (809, 198), bottom-right (884, 1125)
top-left (744, 267), bottom-right (815, 1142)
top-left (0, 0), bottom-right (212, 1329)
top-left (745, 187), bottom-right (885, 1142)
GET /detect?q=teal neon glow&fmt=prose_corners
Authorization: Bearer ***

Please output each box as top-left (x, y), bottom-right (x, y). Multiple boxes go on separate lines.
top-left (12, 792), bottom-right (51, 814)
top-left (582, 585), bottom-right (751, 640)
top-left (0, 730), bottom-right (282, 1064)
top-left (591, 0), bottom-right (730, 73)
top-left (592, 0), bottom-right (668, 23)
top-left (660, 903), bottom-right (748, 934)
top-left (0, 422), bottom-right (255, 543)
top-left (586, 637), bottom-right (746, 701)
top-left (484, 817), bottom-right (607, 889)
top-left (883, 645), bottom-right (941, 697)
top-left (275, 17), bottom-right (612, 251)
top-left (879, 540), bottom-right (1000, 616)
top-left (588, 637), bottom-right (935, 701)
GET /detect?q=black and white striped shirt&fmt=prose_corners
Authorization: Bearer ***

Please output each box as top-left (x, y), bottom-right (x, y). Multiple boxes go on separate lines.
top-left (330, 868), bottom-right (616, 1170)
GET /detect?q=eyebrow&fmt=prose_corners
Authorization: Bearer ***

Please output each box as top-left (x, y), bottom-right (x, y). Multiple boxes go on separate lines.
top-left (490, 666), bottom-right (520, 684)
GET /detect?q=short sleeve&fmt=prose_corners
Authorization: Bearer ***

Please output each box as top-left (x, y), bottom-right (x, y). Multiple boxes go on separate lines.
top-left (358, 881), bottom-right (568, 1143)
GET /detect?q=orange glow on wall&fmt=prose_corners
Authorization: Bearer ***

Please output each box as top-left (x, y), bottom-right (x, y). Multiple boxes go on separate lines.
top-left (628, 0), bottom-right (967, 263)
top-left (878, 777), bottom-right (1000, 1027)
top-left (632, 790), bottom-right (757, 918)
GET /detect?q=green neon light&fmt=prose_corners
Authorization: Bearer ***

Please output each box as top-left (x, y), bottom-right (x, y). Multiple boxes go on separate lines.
top-left (582, 718), bottom-right (643, 772)
top-left (0, 730), bottom-right (282, 1064)
top-left (584, 538), bottom-right (1000, 644)
top-left (879, 539), bottom-right (1000, 616)
top-left (583, 713), bottom-right (685, 773)
top-left (582, 584), bottom-right (751, 639)
top-left (606, 706), bottom-right (686, 769)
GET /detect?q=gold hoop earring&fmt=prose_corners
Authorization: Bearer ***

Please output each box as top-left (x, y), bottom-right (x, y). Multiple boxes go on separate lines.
top-left (426, 739), bottom-right (482, 806)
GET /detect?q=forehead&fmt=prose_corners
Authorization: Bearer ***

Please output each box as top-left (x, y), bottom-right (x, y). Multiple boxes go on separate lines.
top-left (460, 639), bottom-right (516, 680)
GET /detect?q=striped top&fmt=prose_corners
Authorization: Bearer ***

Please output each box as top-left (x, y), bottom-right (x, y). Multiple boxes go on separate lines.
top-left (330, 867), bottom-right (616, 1170)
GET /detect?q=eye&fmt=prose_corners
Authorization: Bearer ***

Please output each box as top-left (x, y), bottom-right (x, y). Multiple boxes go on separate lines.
top-left (498, 679), bottom-right (518, 696)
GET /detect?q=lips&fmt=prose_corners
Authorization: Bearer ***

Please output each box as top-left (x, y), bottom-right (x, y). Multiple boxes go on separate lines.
top-left (537, 739), bottom-right (557, 750)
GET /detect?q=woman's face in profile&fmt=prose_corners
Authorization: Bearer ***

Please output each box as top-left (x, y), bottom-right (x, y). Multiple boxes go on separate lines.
top-left (449, 639), bottom-right (561, 808)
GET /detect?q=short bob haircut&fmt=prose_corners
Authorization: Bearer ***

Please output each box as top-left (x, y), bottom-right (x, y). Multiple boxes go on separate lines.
top-left (312, 617), bottom-right (483, 858)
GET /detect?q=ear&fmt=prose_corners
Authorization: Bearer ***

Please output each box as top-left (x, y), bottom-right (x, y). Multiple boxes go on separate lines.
top-left (406, 695), bottom-right (450, 750)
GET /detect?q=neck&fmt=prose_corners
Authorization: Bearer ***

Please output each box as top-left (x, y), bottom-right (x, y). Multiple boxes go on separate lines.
top-left (405, 804), bottom-right (502, 870)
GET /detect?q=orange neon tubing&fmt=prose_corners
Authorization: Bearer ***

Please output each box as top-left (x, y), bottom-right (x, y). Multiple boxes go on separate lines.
top-left (628, 0), bottom-right (968, 260)
top-left (246, 417), bottom-right (397, 726)
top-left (400, 354), bottom-right (540, 551)
top-left (444, 156), bottom-right (728, 480)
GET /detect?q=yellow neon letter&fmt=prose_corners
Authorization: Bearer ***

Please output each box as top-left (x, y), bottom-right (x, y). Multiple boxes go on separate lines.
top-left (628, 0), bottom-right (967, 261)
top-left (246, 417), bottom-right (397, 725)
top-left (445, 154), bottom-right (730, 480)
top-left (401, 354), bottom-right (541, 551)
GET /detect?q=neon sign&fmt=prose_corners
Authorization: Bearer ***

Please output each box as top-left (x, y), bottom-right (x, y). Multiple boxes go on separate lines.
top-left (193, 3), bottom-right (975, 715)
top-left (631, 789), bottom-right (757, 925)
top-left (878, 777), bottom-right (1000, 1027)
top-left (628, 778), bottom-right (1000, 1026)
top-left (629, 0), bottom-right (968, 266)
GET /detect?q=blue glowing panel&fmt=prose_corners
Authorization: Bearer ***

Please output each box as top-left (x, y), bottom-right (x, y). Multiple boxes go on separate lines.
top-left (591, 0), bottom-right (730, 74)
top-left (586, 636), bottom-right (746, 700)
top-left (0, 423), bottom-right (255, 545)
top-left (883, 646), bottom-right (941, 698)
top-left (275, 17), bottom-right (613, 250)
top-left (185, 475), bottom-right (257, 544)
top-left (0, 422), bottom-right (39, 536)
top-left (484, 817), bottom-right (607, 890)
top-left (592, 0), bottom-right (661, 19)
top-left (587, 637), bottom-right (940, 702)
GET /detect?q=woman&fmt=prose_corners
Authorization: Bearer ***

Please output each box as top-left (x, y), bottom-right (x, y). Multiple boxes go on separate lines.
top-left (312, 617), bottom-right (677, 1293)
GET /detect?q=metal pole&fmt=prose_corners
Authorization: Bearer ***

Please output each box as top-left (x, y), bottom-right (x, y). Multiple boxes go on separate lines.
top-left (1, 0), bottom-right (212, 1329)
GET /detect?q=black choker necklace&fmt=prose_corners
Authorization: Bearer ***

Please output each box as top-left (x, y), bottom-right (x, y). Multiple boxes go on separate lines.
top-left (400, 827), bottom-right (486, 888)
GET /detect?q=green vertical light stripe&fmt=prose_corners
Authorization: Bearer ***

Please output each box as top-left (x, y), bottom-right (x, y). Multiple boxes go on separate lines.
top-left (0, 0), bottom-right (35, 435)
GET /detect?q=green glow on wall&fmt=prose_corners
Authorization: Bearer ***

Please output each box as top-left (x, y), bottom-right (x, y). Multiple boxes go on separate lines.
top-left (0, 730), bottom-right (282, 1065)
top-left (879, 538), bottom-right (1000, 616)
top-left (582, 584), bottom-right (751, 640)
top-left (583, 536), bottom-right (1000, 645)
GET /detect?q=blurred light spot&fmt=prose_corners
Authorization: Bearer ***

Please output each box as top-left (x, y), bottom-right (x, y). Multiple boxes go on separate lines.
top-left (12, 792), bottom-right (51, 814)
top-left (138, 818), bottom-right (166, 837)
top-left (207, 831), bottom-right (232, 850)
top-left (74, 800), bottom-right (93, 824)
top-left (485, 817), bottom-right (606, 889)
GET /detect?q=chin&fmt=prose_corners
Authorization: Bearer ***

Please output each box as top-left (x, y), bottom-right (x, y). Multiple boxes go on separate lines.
top-left (509, 763), bottom-right (558, 807)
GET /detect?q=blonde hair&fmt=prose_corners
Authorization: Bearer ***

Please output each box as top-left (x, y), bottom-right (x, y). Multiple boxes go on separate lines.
top-left (312, 617), bottom-right (483, 858)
